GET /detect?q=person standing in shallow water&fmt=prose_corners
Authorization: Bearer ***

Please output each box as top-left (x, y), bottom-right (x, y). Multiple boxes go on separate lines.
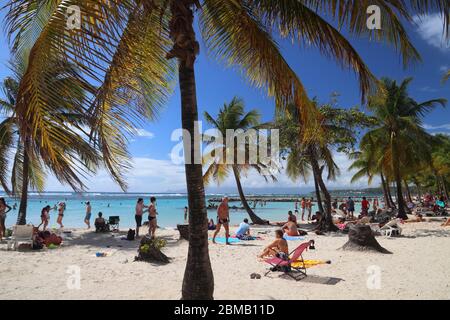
top-left (84, 202), bottom-right (92, 229)
top-left (300, 197), bottom-right (306, 221)
top-left (147, 197), bottom-right (158, 239)
top-left (307, 197), bottom-right (313, 221)
top-left (56, 202), bottom-right (66, 229)
top-left (38, 205), bottom-right (52, 231)
top-left (135, 198), bottom-right (147, 238)
top-left (212, 197), bottom-right (230, 245)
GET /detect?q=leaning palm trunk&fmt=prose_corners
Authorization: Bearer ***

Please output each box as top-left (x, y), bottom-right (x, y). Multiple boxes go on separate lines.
top-left (312, 166), bottom-right (324, 213)
top-left (404, 180), bottom-right (413, 203)
top-left (412, 177), bottom-right (422, 201)
top-left (168, 0), bottom-right (213, 300)
top-left (380, 171), bottom-right (392, 209)
top-left (387, 181), bottom-right (396, 209)
top-left (17, 148), bottom-right (30, 225)
top-left (391, 138), bottom-right (407, 219)
top-left (309, 148), bottom-right (337, 232)
top-left (440, 176), bottom-right (449, 201)
top-left (232, 166), bottom-right (267, 225)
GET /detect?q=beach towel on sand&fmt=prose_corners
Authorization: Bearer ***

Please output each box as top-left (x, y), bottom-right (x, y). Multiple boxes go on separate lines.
top-left (210, 237), bottom-right (241, 244)
top-left (230, 235), bottom-right (263, 241)
top-left (283, 235), bottom-right (306, 241)
top-left (291, 259), bottom-right (331, 269)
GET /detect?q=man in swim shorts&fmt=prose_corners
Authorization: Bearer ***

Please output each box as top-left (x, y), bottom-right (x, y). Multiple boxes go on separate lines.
top-left (212, 197), bottom-right (230, 245)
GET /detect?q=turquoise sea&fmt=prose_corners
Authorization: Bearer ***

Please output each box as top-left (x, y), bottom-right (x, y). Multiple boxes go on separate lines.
top-left (1, 192), bottom-right (369, 229)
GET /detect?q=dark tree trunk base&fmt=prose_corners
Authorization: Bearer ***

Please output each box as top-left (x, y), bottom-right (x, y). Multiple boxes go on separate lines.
top-left (177, 224), bottom-right (190, 241)
top-left (316, 219), bottom-right (339, 233)
top-left (135, 235), bottom-right (170, 264)
top-left (341, 224), bottom-right (392, 254)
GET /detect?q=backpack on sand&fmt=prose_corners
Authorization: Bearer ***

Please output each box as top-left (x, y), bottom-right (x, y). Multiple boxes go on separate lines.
top-left (127, 229), bottom-right (136, 241)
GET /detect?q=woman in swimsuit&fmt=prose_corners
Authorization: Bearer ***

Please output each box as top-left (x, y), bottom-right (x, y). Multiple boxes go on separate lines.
top-left (56, 202), bottom-right (66, 229)
top-left (38, 205), bottom-right (52, 231)
top-left (259, 230), bottom-right (289, 259)
top-left (148, 197), bottom-right (158, 239)
top-left (0, 198), bottom-right (12, 241)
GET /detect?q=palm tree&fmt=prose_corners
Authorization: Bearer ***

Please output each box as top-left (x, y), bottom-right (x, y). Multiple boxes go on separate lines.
top-left (5, 0), bottom-right (448, 299)
top-left (443, 70), bottom-right (450, 83)
top-left (279, 102), bottom-right (342, 231)
top-left (203, 97), bottom-right (275, 224)
top-left (349, 145), bottom-right (395, 209)
top-left (0, 61), bottom-right (100, 224)
top-left (431, 134), bottom-right (450, 200)
top-left (366, 78), bottom-right (447, 219)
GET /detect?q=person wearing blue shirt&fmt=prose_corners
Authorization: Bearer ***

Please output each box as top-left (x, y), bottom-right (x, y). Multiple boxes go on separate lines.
top-left (235, 219), bottom-right (251, 239)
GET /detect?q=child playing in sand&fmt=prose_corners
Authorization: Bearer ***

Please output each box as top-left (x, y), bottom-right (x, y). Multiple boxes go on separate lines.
top-left (259, 230), bottom-right (289, 259)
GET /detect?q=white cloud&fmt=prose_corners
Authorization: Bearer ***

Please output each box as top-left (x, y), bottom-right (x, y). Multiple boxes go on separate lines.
top-left (413, 14), bottom-right (449, 51)
top-left (423, 123), bottom-right (450, 131)
top-left (41, 151), bottom-right (378, 192)
top-left (440, 65), bottom-right (449, 72)
top-left (419, 86), bottom-right (439, 93)
top-left (134, 128), bottom-right (154, 139)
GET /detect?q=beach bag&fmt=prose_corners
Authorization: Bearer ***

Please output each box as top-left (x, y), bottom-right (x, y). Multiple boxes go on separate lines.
top-left (33, 236), bottom-right (44, 250)
top-left (127, 229), bottom-right (136, 241)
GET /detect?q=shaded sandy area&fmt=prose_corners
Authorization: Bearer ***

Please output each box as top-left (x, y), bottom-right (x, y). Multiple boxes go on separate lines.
top-left (1, 220), bottom-right (450, 300)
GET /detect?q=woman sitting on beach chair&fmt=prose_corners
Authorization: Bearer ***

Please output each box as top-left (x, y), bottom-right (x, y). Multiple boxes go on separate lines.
top-left (95, 212), bottom-right (109, 233)
top-left (258, 230), bottom-right (289, 259)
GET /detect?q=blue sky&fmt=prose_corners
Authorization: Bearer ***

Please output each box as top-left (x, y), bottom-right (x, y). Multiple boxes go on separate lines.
top-left (0, 11), bottom-right (449, 193)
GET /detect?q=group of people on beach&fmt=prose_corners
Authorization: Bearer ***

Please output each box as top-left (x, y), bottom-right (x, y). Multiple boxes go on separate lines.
top-left (135, 197), bottom-right (158, 239)
top-left (37, 202), bottom-right (67, 231)
top-left (294, 197), bottom-right (314, 221)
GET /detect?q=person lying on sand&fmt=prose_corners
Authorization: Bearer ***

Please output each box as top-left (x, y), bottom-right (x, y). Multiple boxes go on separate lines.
top-left (403, 214), bottom-right (425, 223)
top-left (441, 218), bottom-right (450, 227)
top-left (282, 215), bottom-right (299, 236)
top-left (259, 230), bottom-right (289, 259)
top-left (207, 218), bottom-right (215, 230)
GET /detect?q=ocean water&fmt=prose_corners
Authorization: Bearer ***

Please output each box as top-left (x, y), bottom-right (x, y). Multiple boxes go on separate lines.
top-left (1, 192), bottom-right (368, 229)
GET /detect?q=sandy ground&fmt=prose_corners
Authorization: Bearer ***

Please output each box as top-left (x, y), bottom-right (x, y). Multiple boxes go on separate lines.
top-left (1, 219), bottom-right (450, 300)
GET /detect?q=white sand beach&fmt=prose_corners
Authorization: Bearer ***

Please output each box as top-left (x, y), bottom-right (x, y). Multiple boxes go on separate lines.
top-left (1, 220), bottom-right (450, 300)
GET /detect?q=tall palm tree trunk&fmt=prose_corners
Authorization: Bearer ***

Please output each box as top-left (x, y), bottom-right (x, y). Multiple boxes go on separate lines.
top-left (404, 179), bottom-right (412, 203)
top-left (232, 166), bottom-right (267, 224)
top-left (387, 181), bottom-right (395, 208)
top-left (308, 147), bottom-right (337, 232)
top-left (312, 167), bottom-right (324, 213)
top-left (169, 0), bottom-right (213, 300)
top-left (380, 171), bottom-right (392, 209)
top-left (440, 176), bottom-right (449, 201)
top-left (391, 138), bottom-right (407, 219)
top-left (412, 177), bottom-right (422, 200)
top-left (17, 148), bottom-right (30, 225)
